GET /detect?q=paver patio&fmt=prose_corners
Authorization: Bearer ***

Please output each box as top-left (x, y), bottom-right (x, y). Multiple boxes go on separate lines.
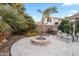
top-left (11, 35), bottom-right (79, 56)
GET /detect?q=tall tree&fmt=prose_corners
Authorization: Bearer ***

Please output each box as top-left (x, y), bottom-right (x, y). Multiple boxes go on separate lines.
top-left (8, 3), bottom-right (26, 15)
top-left (0, 3), bottom-right (36, 34)
top-left (37, 6), bottom-right (58, 34)
top-left (38, 6), bottom-right (58, 22)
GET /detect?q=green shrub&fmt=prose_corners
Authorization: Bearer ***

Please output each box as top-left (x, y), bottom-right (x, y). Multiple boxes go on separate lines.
top-left (0, 20), bottom-right (12, 42)
top-left (0, 20), bottom-right (11, 33)
top-left (26, 32), bottom-right (37, 37)
top-left (47, 28), bottom-right (57, 35)
top-left (47, 28), bottom-right (54, 34)
top-left (58, 20), bottom-right (71, 33)
top-left (0, 4), bottom-right (36, 35)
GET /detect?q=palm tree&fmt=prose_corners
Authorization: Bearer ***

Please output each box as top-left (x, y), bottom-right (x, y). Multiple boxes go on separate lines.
top-left (0, 4), bottom-right (36, 34)
top-left (0, 20), bottom-right (12, 43)
top-left (37, 6), bottom-right (58, 35)
top-left (8, 3), bottom-right (26, 15)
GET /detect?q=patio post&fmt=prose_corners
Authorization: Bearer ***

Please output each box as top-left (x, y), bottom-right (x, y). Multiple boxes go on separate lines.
top-left (72, 19), bottom-right (76, 42)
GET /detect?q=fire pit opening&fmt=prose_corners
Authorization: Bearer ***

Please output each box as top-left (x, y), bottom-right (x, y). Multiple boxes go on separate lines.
top-left (36, 36), bottom-right (46, 40)
top-left (31, 36), bottom-right (50, 46)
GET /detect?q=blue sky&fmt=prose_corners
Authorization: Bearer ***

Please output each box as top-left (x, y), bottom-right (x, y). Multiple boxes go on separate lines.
top-left (24, 3), bottom-right (79, 22)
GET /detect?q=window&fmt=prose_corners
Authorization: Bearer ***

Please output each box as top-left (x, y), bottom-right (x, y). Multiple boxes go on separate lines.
top-left (55, 22), bottom-right (58, 25)
top-left (47, 18), bottom-right (52, 22)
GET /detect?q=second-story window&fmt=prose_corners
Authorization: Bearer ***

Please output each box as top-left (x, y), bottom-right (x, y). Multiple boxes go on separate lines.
top-left (47, 18), bottom-right (52, 22)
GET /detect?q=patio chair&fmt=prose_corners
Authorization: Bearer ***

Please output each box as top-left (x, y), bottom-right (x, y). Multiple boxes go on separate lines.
top-left (59, 32), bottom-right (72, 43)
top-left (76, 33), bottom-right (79, 41)
top-left (57, 31), bottom-right (62, 40)
top-left (71, 33), bottom-right (79, 42)
top-left (67, 33), bottom-right (73, 42)
top-left (61, 33), bottom-right (68, 42)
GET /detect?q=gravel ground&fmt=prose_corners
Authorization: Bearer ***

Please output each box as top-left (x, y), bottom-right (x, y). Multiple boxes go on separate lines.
top-left (11, 35), bottom-right (79, 56)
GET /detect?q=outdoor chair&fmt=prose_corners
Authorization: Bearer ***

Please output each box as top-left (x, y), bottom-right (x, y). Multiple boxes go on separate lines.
top-left (57, 32), bottom-right (73, 43)
top-left (57, 31), bottom-right (72, 43)
top-left (57, 31), bottom-right (62, 40)
top-left (67, 33), bottom-right (73, 42)
top-left (70, 33), bottom-right (79, 42)
top-left (76, 33), bottom-right (79, 41)
top-left (61, 33), bottom-right (69, 42)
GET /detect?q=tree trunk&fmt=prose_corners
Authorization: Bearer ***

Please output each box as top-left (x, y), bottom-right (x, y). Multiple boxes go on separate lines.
top-left (0, 31), bottom-right (11, 43)
top-left (0, 33), bottom-right (5, 43)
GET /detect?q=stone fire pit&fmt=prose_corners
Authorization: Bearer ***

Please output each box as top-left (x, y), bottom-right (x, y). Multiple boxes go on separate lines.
top-left (31, 36), bottom-right (50, 46)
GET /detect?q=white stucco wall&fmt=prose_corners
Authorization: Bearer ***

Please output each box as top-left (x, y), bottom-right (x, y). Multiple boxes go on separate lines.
top-left (43, 18), bottom-right (59, 25)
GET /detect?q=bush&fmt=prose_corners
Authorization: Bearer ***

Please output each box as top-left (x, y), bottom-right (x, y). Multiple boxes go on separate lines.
top-left (0, 20), bottom-right (11, 33)
top-left (47, 28), bottom-right (53, 34)
top-left (46, 28), bottom-right (57, 35)
top-left (0, 4), bottom-right (36, 35)
top-left (26, 32), bottom-right (37, 37)
top-left (58, 20), bottom-right (71, 33)
top-left (0, 20), bottom-right (11, 43)
top-left (2, 11), bottom-right (36, 34)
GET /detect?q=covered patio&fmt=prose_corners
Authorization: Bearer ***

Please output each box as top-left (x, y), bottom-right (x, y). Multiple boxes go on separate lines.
top-left (67, 13), bottom-right (79, 42)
